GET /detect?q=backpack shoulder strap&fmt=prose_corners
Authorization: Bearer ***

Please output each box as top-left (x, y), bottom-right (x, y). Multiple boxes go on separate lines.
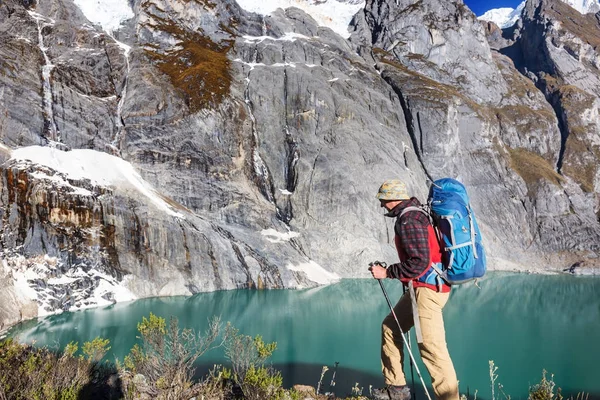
top-left (399, 206), bottom-right (427, 217)
top-left (399, 206), bottom-right (433, 224)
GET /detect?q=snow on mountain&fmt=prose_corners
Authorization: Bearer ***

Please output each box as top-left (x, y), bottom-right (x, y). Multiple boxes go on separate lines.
top-left (478, 2), bottom-right (525, 29)
top-left (236, 0), bottom-right (365, 38)
top-left (563, 0), bottom-right (600, 13)
top-left (10, 146), bottom-right (183, 217)
top-left (8, 252), bottom-right (137, 317)
top-left (71, 0), bottom-right (364, 38)
top-left (72, 0), bottom-right (133, 32)
top-left (286, 260), bottom-right (341, 286)
top-left (478, 0), bottom-right (600, 29)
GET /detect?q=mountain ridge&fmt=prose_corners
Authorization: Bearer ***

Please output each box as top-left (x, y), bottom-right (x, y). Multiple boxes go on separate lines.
top-left (478, 0), bottom-right (600, 28)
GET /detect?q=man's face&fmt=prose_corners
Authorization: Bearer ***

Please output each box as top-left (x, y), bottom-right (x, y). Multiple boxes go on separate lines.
top-left (380, 199), bottom-right (402, 211)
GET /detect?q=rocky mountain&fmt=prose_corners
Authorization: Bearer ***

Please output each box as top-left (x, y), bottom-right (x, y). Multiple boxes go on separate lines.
top-left (1, 0), bottom-right (599, 330)
top-left (479, 0), bottom-right (600, 28)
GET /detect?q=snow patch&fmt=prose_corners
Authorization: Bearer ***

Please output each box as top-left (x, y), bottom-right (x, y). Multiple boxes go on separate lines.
top-left (261, 228), bottom-right (300, 243)
top-left (47, 276), bottom-right (77, 284)
top-left (243, 32), bottom-right (312, 43)
top-left (12, 271), bottom-right (39, 303)
top-left (88, 271), bottom-right (137, 306)
top-left (11, 146), bottom-right (183, 217)
top-left (236, 0), bottom-right (364, 38)
top-left (286, 260), bottom-right (340, 285)
top-left (273, 62), bottom-right (297, 68)
top-left (72, 0), bottom-right (134, 33)
top-left (29, 170), bottom-right (94, 196)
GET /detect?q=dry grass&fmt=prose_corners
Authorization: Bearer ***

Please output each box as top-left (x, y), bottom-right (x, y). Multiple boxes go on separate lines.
top-left (372, 48), bottom-right (492, 118)
top-left (142, 7), bottom-right (233, 113)
top-left (561, 133), bottom-right (600, 193)
top-left (494, 53), bottom-right (542, 99)
top-left (556, 85), bottom-right (596, 115)
top-left (508, 147), bottom-right (564, 190)
top-left (494, 105), bottom-right (557, 138)
top-left (549, 85), bottom-right (597, 193)
top-left (544, 0), bottom-right (600, 50)
top-left (397, 1), bottom-right (424, 16)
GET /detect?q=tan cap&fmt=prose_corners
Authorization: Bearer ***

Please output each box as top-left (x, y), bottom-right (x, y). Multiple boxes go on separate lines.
top-left (376, 179), bottom-right (410, 200)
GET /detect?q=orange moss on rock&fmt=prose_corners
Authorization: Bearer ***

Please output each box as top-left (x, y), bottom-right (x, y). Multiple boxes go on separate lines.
top-left (561, 132), bottom-right (599, 193)
top-left (373, 48), bottom-right (492, 118)
top-left (508, 147), bottom-right (564, 192)
top-left (143, 9), bottom-right (233, 113)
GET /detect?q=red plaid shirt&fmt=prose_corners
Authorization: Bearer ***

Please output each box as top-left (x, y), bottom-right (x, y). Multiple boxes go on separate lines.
top-left (385, 198), bottom-right (443, 286)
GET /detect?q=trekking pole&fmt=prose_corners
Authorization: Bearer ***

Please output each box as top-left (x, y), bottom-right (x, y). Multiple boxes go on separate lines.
top-left (377, 278), bottom-right (433, 400)
top-left (402, 284), bottom-right (417, 400)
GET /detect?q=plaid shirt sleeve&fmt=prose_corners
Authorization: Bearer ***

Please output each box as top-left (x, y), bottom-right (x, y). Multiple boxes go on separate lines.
top-left (386, 212), bottom-right (431, 281)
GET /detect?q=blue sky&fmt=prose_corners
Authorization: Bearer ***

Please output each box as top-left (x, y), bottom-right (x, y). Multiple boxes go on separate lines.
top-left (463, 0), bottom-right (522, 16)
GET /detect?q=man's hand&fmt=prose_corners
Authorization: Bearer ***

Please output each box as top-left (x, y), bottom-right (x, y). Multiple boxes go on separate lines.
top-left (369, 264), bottom-right (387, 279)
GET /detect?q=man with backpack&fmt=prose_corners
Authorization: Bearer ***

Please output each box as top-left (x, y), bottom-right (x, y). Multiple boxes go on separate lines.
top-left (369, 179), bottom-right (460, 400)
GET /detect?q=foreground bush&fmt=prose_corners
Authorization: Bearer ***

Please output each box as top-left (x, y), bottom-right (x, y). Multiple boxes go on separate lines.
top-left (119, 313), bottom-right (225, 399)
top-left (0, 337), bottom-right (121, 399)
top-left (223, 325), bottom-right (284, 399)
top-left (0, 317), bottom-right (584, 400)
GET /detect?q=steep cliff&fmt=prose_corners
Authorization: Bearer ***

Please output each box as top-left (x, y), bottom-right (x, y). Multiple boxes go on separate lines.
top-left (1, 0), bottom-right (599, 330)
top-left (491, 0), bottom-right (600, 256)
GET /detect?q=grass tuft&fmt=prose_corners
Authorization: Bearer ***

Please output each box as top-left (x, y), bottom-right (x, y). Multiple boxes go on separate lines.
top-left (508, 147), bottom-right (564, 191)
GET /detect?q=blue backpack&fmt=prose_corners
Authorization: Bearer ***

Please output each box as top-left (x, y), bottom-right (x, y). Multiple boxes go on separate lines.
top-left (428, 178), bottom-right (486, 284)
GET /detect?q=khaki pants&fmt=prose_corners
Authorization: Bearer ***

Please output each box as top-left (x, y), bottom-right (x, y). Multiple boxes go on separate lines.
top-left (381, 287), bottom-right (459, 400)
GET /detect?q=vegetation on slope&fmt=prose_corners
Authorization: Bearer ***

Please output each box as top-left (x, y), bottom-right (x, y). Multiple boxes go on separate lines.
top-left (0, 314), bottom-right (582, 400)
top-left (141, 2), bottom-right (234, 113)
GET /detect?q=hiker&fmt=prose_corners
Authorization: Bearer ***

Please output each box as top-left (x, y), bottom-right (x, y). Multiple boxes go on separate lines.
top-left (369, 179), bottom-right (459, 400)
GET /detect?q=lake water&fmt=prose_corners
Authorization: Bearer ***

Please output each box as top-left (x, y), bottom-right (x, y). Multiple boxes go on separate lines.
top-left (7, 272), bottom-right (600, 399)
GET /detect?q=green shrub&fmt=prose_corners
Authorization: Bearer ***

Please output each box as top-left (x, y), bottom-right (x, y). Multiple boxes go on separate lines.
top-left (0, 337), bottom-right (120, 400)
top-left (121, 313), bottom-right (224, 399)
top-left (82, 337), bottom-right (111, 362)
top-left (224, 325), bottom-right (277, 382)
top-left (529, 370), bottom-right (563, 400)
top-left (243, 365), bottom-right (284, 400)
top-left (224, 325), bottom-right (284, 399)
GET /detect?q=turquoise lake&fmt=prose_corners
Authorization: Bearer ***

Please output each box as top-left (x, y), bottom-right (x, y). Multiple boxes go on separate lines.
top-left (7, 272), bottom-right (600, 399)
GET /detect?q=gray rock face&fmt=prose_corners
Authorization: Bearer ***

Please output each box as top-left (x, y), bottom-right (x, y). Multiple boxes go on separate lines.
top-left (0, 0), bottom-right (599, 329)
top-left (492, 0), bottom-right (600, 250)
top-left (352, 0), bottom-right (506, 103)
top-left (350, 0), bottom-right (599, 267)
